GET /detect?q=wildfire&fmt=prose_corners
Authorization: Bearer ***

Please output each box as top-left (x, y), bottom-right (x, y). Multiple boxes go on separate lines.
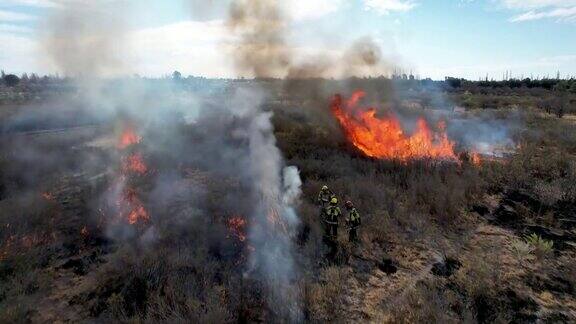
top-left (117, 125), bottom-right (141, 149)
top-left (121, 153), bottom-right (148, 174)
top-left (227, 216), bottom-right (247, 242)
top-left (331, 91), bottom-right (458, 162)
top-left (116, 186), bottom-right (150, 225)
top-left (113, 123), bottom-right (150, 226)
top-left (471, 152), bottom-right (482, 166)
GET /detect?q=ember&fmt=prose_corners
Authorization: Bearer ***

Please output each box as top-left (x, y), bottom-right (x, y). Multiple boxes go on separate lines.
top-left (42, 192), bottom-right (55, 201)
top-left (331, 91), bottom-right (458, 162)
top-left (227, 216), bottom-right (247, 242)
top-left (267, 208), bottom-right (288, 233)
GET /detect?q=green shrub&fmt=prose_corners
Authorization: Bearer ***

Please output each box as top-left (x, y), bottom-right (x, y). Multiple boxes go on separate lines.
top-left (524, 233), bottom-right (553, 259)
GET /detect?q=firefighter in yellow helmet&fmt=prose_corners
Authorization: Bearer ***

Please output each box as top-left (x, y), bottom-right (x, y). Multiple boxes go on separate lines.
top-left (345, 201), bottom-right (361, 243)
top-left (324, 197), bottom-right (341, 239)
top-left (317, 185), bottom-right (334, 208)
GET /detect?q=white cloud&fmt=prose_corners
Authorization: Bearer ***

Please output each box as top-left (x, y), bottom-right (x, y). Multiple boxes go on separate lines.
top-left (127, 19), bottom-right (348, 78)
top-left (363, 0), bottom-right (417, 15)
top-left (495, 0), bottom-right (576, 22)
top-left (0, 9), bottom-right (36, 22)
top-left (511, 6), bottom-right (576, 22)
top-left (498, 0), bottom-right (576, 10)
top-left (128, 20), bottom-right (232, 77)
top-left (0, 23), bottom-right (32, 33)
top-left (285, 0), bottom-right (344, 21)
top-left (0, 32), bottom-right (40, 73)
top-left (0, 0), bottom-right (58, 7)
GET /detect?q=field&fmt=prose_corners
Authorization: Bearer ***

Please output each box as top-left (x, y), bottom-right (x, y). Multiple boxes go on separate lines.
top-left (0, 77), bottom-right (575, 323)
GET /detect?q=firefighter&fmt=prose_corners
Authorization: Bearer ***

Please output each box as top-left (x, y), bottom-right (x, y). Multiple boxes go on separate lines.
top-left (324, 197), bottom-right (341, 239)
top-left (317, 185), bottom-right (334, 208)
top-left (345, 201), bottom-right (361, 243)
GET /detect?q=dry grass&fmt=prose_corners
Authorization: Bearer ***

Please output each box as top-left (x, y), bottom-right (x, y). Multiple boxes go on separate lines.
top-left (0, 84), bottom-right (575, 322)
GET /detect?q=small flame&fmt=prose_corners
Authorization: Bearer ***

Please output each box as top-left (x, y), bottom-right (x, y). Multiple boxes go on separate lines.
top-left (42, 192), bottom-right (55, 201)
top-left (471, 152), bottom-right (482, 166)
top-left (119, 188), bottom-right (150, 225)
top-left (331, 91), bottom-right (458, 162)
top-left (121, 153), bottom-right (148, 174)
top-left (227, 216), bottom-right (247, 242)
top-left (117, 125), bottom-right (141, 149)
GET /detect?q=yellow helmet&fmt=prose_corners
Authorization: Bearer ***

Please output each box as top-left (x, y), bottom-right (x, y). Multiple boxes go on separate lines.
top-left (322, 185), bottom-right (328, 191)
top-left (330, 197), bottom-right (338, 204)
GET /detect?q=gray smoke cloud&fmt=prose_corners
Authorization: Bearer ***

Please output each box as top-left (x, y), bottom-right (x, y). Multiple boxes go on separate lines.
top-left (222, 0), bottom-right (391, 79)
top-left (42, 0), bottom-right (130, 78)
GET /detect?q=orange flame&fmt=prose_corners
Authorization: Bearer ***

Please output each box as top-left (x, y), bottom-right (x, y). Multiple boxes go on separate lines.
top-left (331, 91), bottom-right (458, 162)
top-left (42, 192), bottom-right (55, 201)
top-left (118, 188), bottom-right (150, 225)
top-left (122, 153), bottom-right (148, 174)
top-left (112, 122), bottom-right (151, 226)
top-left (117, 125), bottom-right (141, 149)
top-left (471, 152), bottom-right (482, 166)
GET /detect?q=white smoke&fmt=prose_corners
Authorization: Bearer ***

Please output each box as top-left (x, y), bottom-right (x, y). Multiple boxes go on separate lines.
top-left (228, 86), bottom-right (302, 321)
top-left (283, 166), bottom-right (302, 207)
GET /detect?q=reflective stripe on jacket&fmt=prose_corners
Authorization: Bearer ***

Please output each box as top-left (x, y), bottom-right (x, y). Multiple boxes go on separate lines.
top-left (325, 206), bottom-right (341, 224)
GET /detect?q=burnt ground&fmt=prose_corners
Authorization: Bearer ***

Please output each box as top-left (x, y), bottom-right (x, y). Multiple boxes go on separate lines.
top-left (0, 99), bottom-right (576, 323)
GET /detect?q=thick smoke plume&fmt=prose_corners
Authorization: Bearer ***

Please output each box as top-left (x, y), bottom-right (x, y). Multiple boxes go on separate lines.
top-left (225, 0), bottom-right (391, 79)
top-left (225, 1), bottom-right (303, 319)
top-left (228, 0), bottom-right (291, 78)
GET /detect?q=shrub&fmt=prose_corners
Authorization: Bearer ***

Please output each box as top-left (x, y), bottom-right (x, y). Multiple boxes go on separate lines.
top-left (511, 239), bottom-right (534, 261)
top-left (524, 233), bottom-right (553, 259)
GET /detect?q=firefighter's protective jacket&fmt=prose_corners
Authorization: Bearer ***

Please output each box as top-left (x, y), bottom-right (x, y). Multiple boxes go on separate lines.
top-left (325, 205), bottom-right (341, 224)
top-left (347, 208), bottom-right (361, 228)
top-left (317, 189), bottom-right (333, 205)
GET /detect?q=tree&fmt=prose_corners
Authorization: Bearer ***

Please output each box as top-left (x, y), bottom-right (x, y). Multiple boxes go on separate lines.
top-left (3, 74), bottom-right (20, 87)
top-left (172, 71), bottom-right (182, 80)
top-left (445, 77), bottom-right (462, 88)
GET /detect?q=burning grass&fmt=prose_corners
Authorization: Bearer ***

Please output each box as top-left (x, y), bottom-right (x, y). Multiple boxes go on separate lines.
top-left (331, 91), bottom-right (458, 162)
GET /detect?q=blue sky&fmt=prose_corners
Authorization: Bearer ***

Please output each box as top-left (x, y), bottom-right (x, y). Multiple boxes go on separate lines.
top-left (0, 0), bottom-right (575, 79)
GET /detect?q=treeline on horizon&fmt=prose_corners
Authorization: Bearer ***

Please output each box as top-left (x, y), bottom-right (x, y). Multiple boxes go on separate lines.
top-left (1, 69), bottom-right (576, 92)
